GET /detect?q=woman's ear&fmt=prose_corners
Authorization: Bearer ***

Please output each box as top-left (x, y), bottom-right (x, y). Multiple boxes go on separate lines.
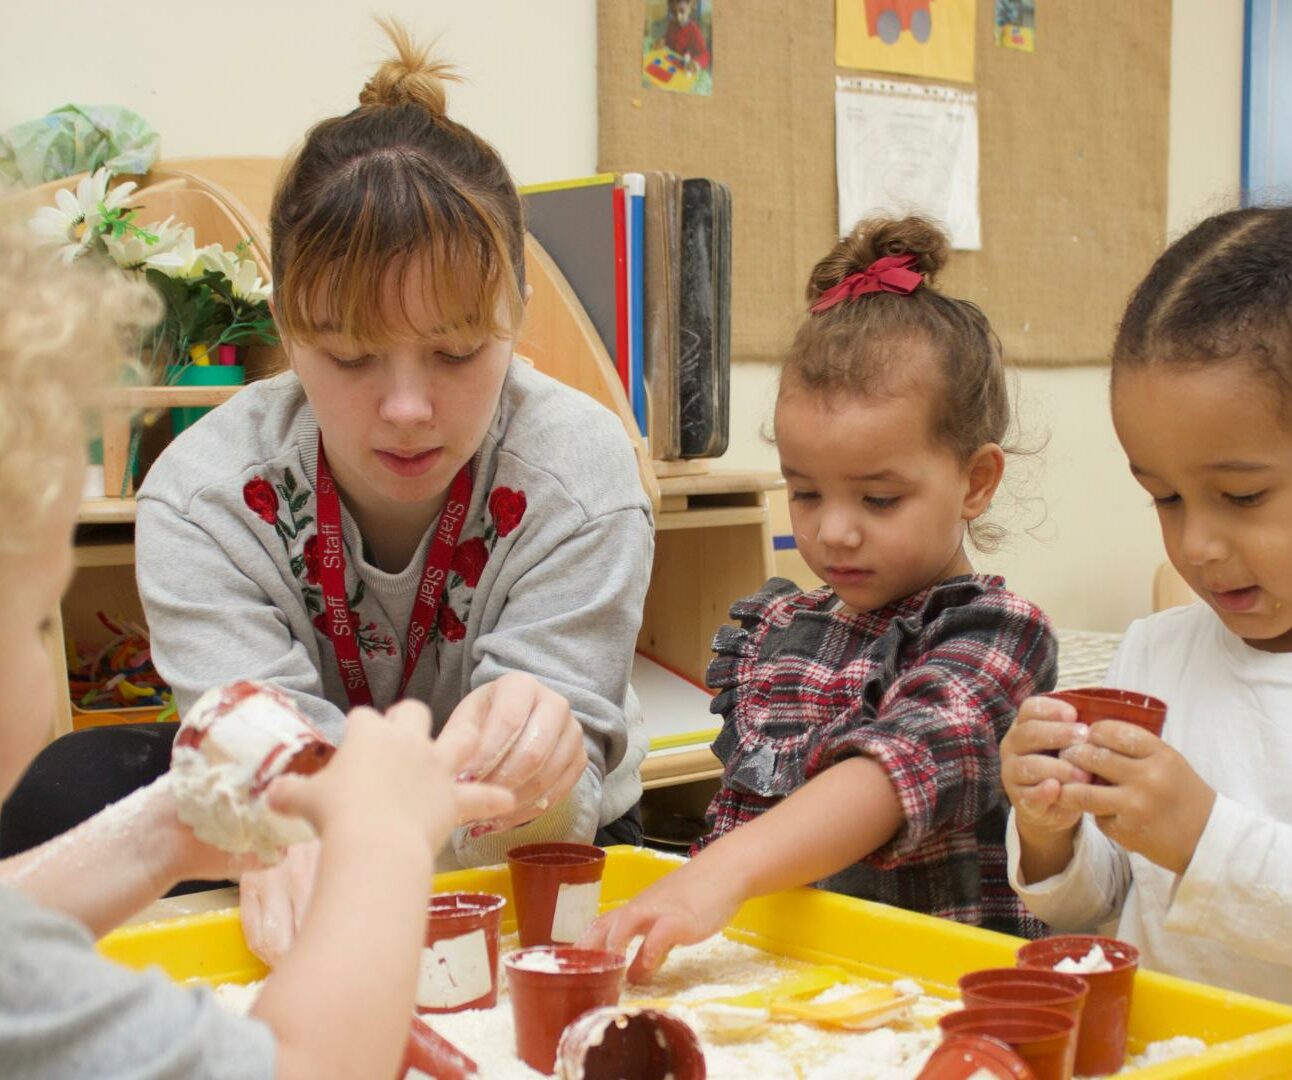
top-left (962, 443), bottom-right (1006, 521)
top-left (522, 283), bottom-right (534, 309)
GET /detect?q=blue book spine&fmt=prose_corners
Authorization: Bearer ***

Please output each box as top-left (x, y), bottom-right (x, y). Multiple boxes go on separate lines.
top-left (627, 175), bottom-right (648, 438)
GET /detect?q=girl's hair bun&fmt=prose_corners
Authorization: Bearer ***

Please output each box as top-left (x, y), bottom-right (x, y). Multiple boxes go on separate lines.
top-left (358, 17), bottom-right (460, 118)
top-left (806, 214), bottom-right (950, 303)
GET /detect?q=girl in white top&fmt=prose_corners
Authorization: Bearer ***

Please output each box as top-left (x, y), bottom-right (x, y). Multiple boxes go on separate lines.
top-left (1001, 206), bottom-right (1292, 1004)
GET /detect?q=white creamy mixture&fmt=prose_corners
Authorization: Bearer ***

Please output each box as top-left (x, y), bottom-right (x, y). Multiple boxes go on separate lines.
top-left (1053, 944), bottom-right (1114, 975)
top-left (170, 683), bottom-right (323, 863)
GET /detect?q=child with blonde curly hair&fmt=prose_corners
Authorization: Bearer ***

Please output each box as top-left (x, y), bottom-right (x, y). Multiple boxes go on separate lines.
top-left (584, 216), bottom-right (1057, 981)
top-left (0, 228), bottom-right (511, 1078)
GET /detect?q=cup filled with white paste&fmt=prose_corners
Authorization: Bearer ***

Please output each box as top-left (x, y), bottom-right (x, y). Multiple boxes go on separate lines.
top-left (170, 679), bottom-right (335, 864)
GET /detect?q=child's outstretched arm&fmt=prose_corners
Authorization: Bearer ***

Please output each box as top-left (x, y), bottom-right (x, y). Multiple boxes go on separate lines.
top-left (249, 700), bottom-right (512, 1080)
top-left (0, 778), bottom-right (254, 936)
top-left (581, 756), bottom-right (902, 981)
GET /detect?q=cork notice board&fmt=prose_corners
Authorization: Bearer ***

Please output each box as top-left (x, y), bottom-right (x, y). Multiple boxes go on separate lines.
top-left (597, 1), bottom-right (1170, 366)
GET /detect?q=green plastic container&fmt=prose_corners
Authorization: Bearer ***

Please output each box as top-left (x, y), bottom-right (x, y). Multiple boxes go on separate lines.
top-left (166, 363), bottom-right (244, 435)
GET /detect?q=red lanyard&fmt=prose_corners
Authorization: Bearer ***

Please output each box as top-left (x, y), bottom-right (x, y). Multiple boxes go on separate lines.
top-left (315, 436), bottom-right (473, 708)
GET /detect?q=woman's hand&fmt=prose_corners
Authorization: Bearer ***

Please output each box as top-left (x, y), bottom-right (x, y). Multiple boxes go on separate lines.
top-left (238, 839), bottom-right (322, 965)
top-left (442, 672), bottom-right (588, 835)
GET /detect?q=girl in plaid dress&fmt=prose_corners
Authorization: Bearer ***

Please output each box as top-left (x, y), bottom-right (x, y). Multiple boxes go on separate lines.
top-left (584, 216), bottom-right (1057, 981)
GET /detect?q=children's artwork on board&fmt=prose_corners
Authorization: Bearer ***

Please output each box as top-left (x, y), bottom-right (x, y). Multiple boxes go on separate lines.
top-left (835, 77), bottom-right (981, 250)
top-left (642, 0), bottom-right (713, 96)
top-left (835, 0), bottom-right (976, 84)
top-left (994, 0), bottom-right (1035, 52)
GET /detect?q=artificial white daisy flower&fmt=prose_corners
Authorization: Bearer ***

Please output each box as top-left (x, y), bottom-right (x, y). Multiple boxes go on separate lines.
top-left (103, 215), bottom-right (188, 272)
top-left (26, 168), bottom-right (138, 263)
top-left (199, 245), bottom-right (271, 302)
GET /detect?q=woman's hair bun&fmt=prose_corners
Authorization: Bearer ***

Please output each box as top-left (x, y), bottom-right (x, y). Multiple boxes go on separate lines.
top-left (805, 214), bottom-right (950, 302)
top-left (358, 17), bottom-right (460, 118)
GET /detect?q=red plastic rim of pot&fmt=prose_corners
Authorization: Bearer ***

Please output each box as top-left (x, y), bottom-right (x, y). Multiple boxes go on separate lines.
top-left (939, 1005), bottom-right (1075, 1042)
top-left (1046, 687), bottom-right (1167, 737)
top-left (427, 892), bottom-right (507, 922)
top-left (938, 1007), bottom-right (1075, 1080)
top-left (959, 968), bottom-right (1089, 1007)
top-left (508, 841), bottom-right (607, 867)
top-left (505, 946), bottom-right (626, 978)
top-left (1015, 935), bottom-right (1140, 975)
top-left (917, 1034), bottom-right (1037, 1080)
top-left (556, 1006), bottom-right (706, 1080)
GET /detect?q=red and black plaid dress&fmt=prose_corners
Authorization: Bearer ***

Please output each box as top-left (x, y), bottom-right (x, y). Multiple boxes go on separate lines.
top-left (694, 575), bottom-right (1057, 938)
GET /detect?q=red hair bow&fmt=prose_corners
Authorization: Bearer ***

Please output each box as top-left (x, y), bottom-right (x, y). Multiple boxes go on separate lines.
top-left (809, 254), bottom-right (923, 314)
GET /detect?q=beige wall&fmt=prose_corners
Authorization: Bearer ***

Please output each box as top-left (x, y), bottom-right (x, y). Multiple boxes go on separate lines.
top-left (0, 1), bottom-right (598, 187)
top-left (3, 0), bottom-right (1243, 629)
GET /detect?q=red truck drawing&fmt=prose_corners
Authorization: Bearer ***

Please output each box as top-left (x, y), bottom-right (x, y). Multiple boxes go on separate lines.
top-left (865, 0), bottom-right (934, 44)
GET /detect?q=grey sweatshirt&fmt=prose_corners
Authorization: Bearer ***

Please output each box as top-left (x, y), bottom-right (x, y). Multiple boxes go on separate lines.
top-left (135, 360), bottom-right (654, 866)
top-left (0, 884), bottom-right (274, 1078)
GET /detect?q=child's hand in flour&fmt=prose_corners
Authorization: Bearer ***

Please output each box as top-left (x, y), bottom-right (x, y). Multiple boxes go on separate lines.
top-left (580, 860), bottom-right (739, 983)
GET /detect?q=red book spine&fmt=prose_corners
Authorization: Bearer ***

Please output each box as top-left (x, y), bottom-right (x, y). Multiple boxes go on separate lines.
top-left (612, 184), bottom-right (630, 396)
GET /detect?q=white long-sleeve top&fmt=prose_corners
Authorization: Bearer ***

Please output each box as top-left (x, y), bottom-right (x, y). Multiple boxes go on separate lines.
top-left (1007, 601), bottom-right (1292, 1003)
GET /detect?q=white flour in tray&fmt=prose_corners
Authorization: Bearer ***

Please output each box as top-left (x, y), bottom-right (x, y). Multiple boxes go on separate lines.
top-left (210, 935), bottom-right (1209, 1078)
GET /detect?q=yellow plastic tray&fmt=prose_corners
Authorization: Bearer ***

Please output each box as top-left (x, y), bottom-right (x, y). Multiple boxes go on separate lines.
top-left (100, 846), bottom-right (1292, 1078)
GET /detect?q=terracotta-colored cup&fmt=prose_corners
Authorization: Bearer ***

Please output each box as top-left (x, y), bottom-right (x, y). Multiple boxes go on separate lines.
top-left (556, 1005), bottom-right (706, 1079)
top-left (507, 842), bottom-right (606, 947)
top-left (918, 1034), bottom-right (1037, 1080)
top-left (1047, 688), bottom-right (1166, 785)
top-left (1048, 688), bottom-right (1166, 738)
top-left (1017, 935), bottom-right (1140, 1076)
top-left (415, 892), bottom-right (507, 1013)
top-left (938, 1007), bottom-right (1075, 1080)
top-left (504, 946), bottom-right (627, 1074)
top-left (403, 1014), bottom-right (480, 1079)
top-left (959, 969), bottom-right (1088, 1078)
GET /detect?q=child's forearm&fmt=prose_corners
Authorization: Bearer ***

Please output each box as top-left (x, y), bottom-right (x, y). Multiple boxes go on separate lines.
top-left (1015, 820), bottom-right (1077, 885)
top-left (0, 779), bottom-right (191, 935)
top-left (252, 821), bottom-right (431, 1080)
top-left (699, 757), bottom-right (904, 906)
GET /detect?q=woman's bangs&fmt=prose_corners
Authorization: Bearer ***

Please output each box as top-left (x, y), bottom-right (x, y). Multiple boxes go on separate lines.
top-left (275, 171), bottom-right (521, 349)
